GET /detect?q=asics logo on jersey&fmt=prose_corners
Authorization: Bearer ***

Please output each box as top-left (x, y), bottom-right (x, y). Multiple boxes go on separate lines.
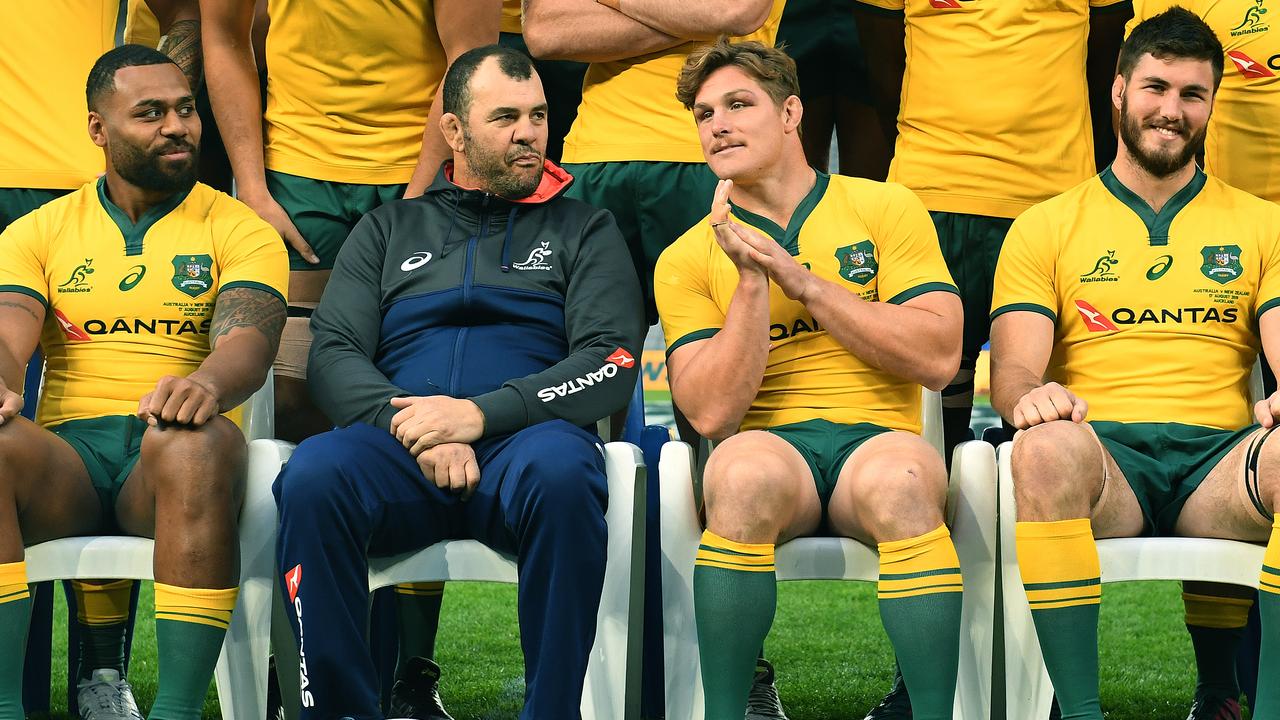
top-left (1146, 255), bottom-right (1174, 280)
top-left (400, 252), bottom-right (433, 272)
top-left (513, 242), bottom-right (554, 271)
top-left (119, 265), bottom-right (147, 291)
top-left (1228, 50), bottom-right (1275, 78)
top-left (1075, 300), bottom-right (1118, 332)
top-left (53, 309), bottom-right (91, 342)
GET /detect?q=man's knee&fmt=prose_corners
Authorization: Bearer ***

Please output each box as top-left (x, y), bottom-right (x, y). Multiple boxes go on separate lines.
top-left (143, 416), bottom-right (245, 485)
top-left (1010, 420), bottom-right (1100, 512)
top-left (844, 444), bottom-right (946, 540)
top-left (275, 425), bottom-right (382, 513)
top-left (510, 423), bottom-right (606, 513)
top-left (703, 433), bottom-right (803, 534)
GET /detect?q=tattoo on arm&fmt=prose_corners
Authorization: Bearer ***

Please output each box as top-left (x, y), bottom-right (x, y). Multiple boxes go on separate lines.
top-left (0, 300), bottom-right (39, 324)
top-left (159, 19), bottom-right (203, 91)
top-left (210, 288), bottom-right (285, 357)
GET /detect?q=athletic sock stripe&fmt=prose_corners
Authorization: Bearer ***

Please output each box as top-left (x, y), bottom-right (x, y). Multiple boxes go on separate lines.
top-left (155, 612), bottom-right (230, 630)
top-left (1262, 563), bottom-right (1280, 575)
top-left (696, 543), bottom-right (768, 558)
top-left (695, 558), bottom-right (776, 573)
top-left (1028, 596), bottom-right (1103, 610)
top-left (1023, 577), bottom-right (1101, 592)
top-left (879, 573), bottom-right (963, 594)
top-left (699, 530), bottom-right (773, 556)
top-left (154, 605), bottom-right (233, 623)
top-left (1260, 579), bottom-right (1280, 594)
top-left (1029, 591), bottom-right (1102, 606)
top-left (877, 582), bottom-right (964, 598)
top-left (696, 548), bottom-right (774, 566)
top-left (879, 566), bottom-right (963, 581)
top-left (0, 588), bottom-right (30, 604)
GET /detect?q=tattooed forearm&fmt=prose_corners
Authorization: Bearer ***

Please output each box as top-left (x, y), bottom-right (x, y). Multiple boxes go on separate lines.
top-left (210, 287), bottom-right (285, 357)
top-left (159, 19), bottom-right (203, 91)
top-left (0, 300), bottom-right (39, 324)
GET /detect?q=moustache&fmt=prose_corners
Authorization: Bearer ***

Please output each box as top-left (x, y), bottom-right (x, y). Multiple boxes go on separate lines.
top-left (505, 145), bottom-right (542, 164)
top-left (154, 142), bottom-right (195, 156)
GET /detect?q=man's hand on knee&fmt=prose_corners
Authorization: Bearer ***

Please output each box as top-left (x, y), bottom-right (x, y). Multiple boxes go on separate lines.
top-left (415, 442), bottom-right (481, 500)
top-left (390, 395), bottom-right (485, 452)
top-left (1012, 381), bottom-right (1088, 429)
top-left (1255, 390), bottom-right (1280, 428)
top-left (0, 379), bottom-right (21, 425)
top-left (137, 374), bottom-right (221, 427)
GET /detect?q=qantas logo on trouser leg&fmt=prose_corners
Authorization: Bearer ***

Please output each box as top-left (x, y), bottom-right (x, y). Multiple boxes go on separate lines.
top-left (284, 564), bottom-right (315, 707)
top-left (1075, 300), bottom-right (1119, 332)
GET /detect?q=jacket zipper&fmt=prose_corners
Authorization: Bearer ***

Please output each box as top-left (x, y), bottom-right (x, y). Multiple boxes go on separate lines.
top-left (449, 195), bottom-right (491, 394)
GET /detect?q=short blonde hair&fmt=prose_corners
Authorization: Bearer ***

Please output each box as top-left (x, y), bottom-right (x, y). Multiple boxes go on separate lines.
top-left (675, 39), bottom-right (800, 110)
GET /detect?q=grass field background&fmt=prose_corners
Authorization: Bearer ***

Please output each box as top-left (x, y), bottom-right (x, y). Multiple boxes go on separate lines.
top-left (27, 578), bottom-right (1247, 719)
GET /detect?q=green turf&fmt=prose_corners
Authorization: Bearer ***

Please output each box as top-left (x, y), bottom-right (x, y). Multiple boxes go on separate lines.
top-left (28, 579), bottom-right (1251, 719)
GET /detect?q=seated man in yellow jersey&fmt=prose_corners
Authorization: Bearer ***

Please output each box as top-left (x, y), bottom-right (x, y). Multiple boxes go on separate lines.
top-left (991, 10), bottom-right (1280, 720)
top-left (0, 45), bottom-right (286, 720)
top-left (655, 40), bottom-right (964, 720)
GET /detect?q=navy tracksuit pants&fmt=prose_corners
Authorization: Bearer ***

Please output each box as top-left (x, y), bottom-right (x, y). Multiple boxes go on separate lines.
top-left (274, 420), bottom-right (608, 720)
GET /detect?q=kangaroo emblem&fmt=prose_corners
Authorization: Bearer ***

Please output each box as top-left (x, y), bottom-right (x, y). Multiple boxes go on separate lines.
top-left (1234, 0), bottom-right (1268, 31)
top-left (58, 259), bottom-right (95, 289)
top-left (1082, 250), bottom-right (1118, 279)
top-left (513, 241), bottom-right (554, 271)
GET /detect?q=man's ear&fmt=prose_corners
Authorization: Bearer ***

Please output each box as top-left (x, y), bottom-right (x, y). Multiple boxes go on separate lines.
top-left (88, 111), bottom-right (107, 149)
top-left (1111, 74), bottom-right (1125, 113)
top-left (440, 112), bottom-right (466, 153)
top-left (782, 94), bottom-right (803, 134)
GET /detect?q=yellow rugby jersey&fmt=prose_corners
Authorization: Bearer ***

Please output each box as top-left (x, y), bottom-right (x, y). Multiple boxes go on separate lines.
top-left (991, 168), bottom-right (1280, 430)
top-left (0, 1), bottom-right (124, 189)
top-left (854, 0), bottom-right (1129, 218)
top-left (561, 0), bottom-right (786, 164)
top-left (0, 181), bottom-right (288, 427)
top-left (1128, 0), bottom-right (1280, 202)
top-left (125, 0), bottom-right (160, 48)
top-left (264, 0), bottom-right (446, 184)
top-left (501, 0), bottom-right (522, 34)
top-left (655, 173), bottom-right (958, 433)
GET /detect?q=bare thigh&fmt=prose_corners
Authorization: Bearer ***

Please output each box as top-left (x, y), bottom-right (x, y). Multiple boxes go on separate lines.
top-left (826, 430), bottom-right (947, 546)
top-left (702, 430), bottom-right (823, 544)
top-left (0, 417), bottom-right (102, 551)
top-left (1174, 426), bottom-right (1275, 542)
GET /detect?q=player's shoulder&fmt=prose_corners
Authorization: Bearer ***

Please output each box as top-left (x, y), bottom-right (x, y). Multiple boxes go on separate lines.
top-left (658, 213), bottom-right (715, 271)
top-left (1202, 174), bottom-right (1280, 218)
top-left (3, 181), bottom-right (101, 241)
top-left (197, 184), bottom-right (280, 237)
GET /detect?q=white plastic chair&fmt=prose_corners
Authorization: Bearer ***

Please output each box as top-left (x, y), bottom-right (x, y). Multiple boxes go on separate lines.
top-left (997, 440), bottom-right (1268, 718)
top-left (273, 441), bottom-right (648, 720)
top-left (22, 376), bottom-right (285, 720)
top-left (659, 391), bottom-right (999, 719)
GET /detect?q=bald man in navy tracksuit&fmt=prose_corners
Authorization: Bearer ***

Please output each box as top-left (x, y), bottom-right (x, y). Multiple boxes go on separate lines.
top-left (272, 46), bottom-right (645, 720)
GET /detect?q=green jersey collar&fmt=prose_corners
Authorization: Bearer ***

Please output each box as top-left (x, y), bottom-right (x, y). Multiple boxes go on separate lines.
top-left (96, 176), bottom-right (191, 257)
top-left (728, 169), bottom-right (829, 256)
top-left (1099, 164), bottom-right (1206, 247)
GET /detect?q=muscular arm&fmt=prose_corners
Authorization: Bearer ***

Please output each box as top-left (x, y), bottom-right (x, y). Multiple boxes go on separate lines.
top-left (806, 285), bottom-right (961, 391)
top-left (989, 310), bottom-right (1058, 422)
top-left (146, 0), bottom-right (203, 90)
top-left (607, 0), bottom-right (773, 39)
top-left (190, 288), bottom-right (285, 411)
top-left (0, 293), bottom-right (44, 394)
top-left (522, 0), bottom-right (685, 62)
top-left (666, 271), bottom-right (771, 441)
top-left (404, 0), bottom-right (502, 198)
top-left (854, 6), bottom-right (905, 155)
top-left (1087, 4), bottom-right (1132, 171)
top-left (201, 0), bottom-right (269, 202)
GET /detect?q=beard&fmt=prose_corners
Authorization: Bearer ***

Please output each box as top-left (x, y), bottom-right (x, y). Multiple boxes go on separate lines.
top-left (111, 137), bottom-right (199, 194)
top-left (1118, 95), bottom-right (1206, 179)
top-left (461, 127), bottom-right (544, 200)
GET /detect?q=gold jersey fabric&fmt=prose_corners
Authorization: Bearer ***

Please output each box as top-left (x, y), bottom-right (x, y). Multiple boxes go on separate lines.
top-left (264, 0), bottom-right (445, 184)
top-left (561, 0), bottom-right (787, 164)
top-left (854, 0), bottom-right (1128, 218)
top-left (991, 168), bottom-right (1280, 430)
top-left (124, 0), bottom-right (160, 48)
top-left (0, 0), bottom-right (125, 190)
top-left (502, 0), bottom-right (522, 33)
top-left (655, 172), bottom-right (957, 433)
top-left (0, 181), bottom-right (288, 426)
top-left (1129, 0), bottom-right (1280, 202)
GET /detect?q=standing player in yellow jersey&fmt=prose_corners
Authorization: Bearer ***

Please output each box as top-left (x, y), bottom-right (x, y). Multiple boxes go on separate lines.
top-left (523, 0), bottom-right (784, 328)
top-left (991, 10), bottom-right (1280, 718)
top-left (0, 46), bottom-right (287, 720)
top-left (656, 40), bottom-right (964, 720)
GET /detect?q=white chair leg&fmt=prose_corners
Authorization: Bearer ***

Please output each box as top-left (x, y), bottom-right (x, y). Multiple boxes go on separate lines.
top-left (580, 442), bottom-right (645, 720)
top-left (660, 440), bottom-right (704, 720)
top-left (947, 440), bottom-right (998, 720)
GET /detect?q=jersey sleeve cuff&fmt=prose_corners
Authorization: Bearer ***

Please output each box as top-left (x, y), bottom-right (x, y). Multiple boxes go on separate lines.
top-left (991, 302), bottom-right (1057, 323)
top-left (0, 284), bottom-right (49, 309)
top-left (218, 280), bottom-right (287, 306)
top-left (1258, 297), bottom-right (1280, 321)
top-left (667, 327), bottom-right (721, 356)
top-left (886, 282), bottom-right (960, 305)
